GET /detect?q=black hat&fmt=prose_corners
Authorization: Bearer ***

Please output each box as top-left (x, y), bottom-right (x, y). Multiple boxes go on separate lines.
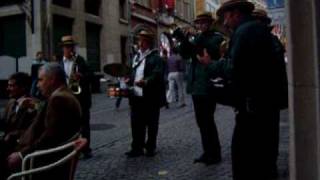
top-left (217, 0), bottom-right (255, 17)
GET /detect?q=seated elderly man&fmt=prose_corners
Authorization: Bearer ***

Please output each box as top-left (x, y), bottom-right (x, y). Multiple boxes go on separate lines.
top-left (1, 63), bottom-right (82, 180)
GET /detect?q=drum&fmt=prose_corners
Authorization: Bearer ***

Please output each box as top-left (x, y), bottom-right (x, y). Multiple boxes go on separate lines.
top-left (107, 85), bottom-right (129, 98)
top-left (107, 86), bottom-right (119, 97)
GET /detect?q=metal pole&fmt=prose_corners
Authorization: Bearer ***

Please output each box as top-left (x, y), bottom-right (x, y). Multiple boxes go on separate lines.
top-left (46, 0), bottom-right (52, 59)
top-left (127, 0), bottom-right (132, 60)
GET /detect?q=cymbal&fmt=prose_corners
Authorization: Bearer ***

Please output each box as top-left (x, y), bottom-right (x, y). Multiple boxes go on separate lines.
top-left (103, 63), bottom-right (130, 77)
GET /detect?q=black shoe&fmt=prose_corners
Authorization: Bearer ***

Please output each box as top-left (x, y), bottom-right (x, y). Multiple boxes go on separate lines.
top-left (145, 150), bottom-right (157, 157)
top-left (194, 155), bottom-right (221, 166)
top-left (125, 150), bottom-right (144, 158)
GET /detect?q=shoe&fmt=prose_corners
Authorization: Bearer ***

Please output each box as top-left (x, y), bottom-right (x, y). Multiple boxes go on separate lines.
top-left (125, 150), bottom-right (144, 158)
top-left (145, 150), bottom-right (157, 157)
top-left (178, 104), bottom-right (186, 108)
top-left (193, 154), bottom-right (221, 166)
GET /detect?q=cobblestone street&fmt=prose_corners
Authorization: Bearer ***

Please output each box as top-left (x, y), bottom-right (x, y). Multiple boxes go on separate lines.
top-left (75, 93), bottom-right (289, 180)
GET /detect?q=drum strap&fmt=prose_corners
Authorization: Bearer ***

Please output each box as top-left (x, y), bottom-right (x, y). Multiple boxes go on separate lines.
top-left (132, 49), bottom-right (157, 70)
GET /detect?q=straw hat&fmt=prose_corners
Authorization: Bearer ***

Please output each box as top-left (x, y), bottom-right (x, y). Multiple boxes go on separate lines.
top-left (137, 30), bottom-right (154, 40)
top-left (217, 0), bottom-right (255, 17)
top-left (60, 35), bottom-right (78, 46)
top-left (194, 12), bottom-right (214, 23)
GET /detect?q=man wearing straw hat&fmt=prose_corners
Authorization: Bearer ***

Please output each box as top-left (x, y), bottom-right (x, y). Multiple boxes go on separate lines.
top-left (198, 0), bottom-right (287, 179)
top-left (59, 35), bottom-right (93, 158)
top-left (173, 12), bottom-right (224, 165)
top-left (252, 8), bottom-right (288, 178)
top-left (125, 30), bottom-right (166, 158)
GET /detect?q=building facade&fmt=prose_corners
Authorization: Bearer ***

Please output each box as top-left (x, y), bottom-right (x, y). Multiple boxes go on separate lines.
top-left (196, 0), bottom-right (221, 16)
top-left (0, 0), bottom-right (194, 73)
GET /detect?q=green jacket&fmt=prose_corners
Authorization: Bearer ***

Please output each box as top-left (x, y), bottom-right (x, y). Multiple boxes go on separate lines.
top-left (177, 30), bottom-right (224, 95)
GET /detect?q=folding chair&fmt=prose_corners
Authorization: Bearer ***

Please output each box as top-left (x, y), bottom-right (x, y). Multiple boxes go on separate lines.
top-left (7, 138), bottom-right (87, 180)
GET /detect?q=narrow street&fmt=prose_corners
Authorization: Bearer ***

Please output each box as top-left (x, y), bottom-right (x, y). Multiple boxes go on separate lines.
top-left (76, 93), bottom-right (289, 180)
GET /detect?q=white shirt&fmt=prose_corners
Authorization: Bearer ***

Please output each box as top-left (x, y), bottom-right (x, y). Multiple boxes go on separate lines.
top-left (63, 56), bottom-right (74, 84)
top-left (133, 49), bottom-right (150, 97)
top-left (15, 96), bottom-right (26, 113)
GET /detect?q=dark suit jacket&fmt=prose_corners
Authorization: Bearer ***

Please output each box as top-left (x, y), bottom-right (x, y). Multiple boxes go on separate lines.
top-left (128, 49), bottom-right (166, 108)
top-left (60, 55), bottom-right (93, 110)
top-left (16, 86), bottom-right (82, 156)
top-left (1, 98), bottom-right (36, 146)
top-left (225, 17), bottom-right (287, 109)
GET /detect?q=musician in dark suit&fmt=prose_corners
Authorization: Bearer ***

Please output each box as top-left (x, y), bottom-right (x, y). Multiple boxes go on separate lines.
top-left (125, 30), bottom-right (166, 157)
top-left (3, 63), bottom-right (82, 180)
top-left (59, 35), bottom-right (93, 158)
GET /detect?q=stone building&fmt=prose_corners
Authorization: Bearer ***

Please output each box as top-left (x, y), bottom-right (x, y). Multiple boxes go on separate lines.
top-left (0, 0), bottom-right (194, 73)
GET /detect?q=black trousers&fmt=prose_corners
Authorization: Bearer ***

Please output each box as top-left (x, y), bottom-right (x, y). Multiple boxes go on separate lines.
top-left (232, 106), bottom-right (280, 180)
top-left (130, 96), bottom-right (160, 152)
top-left (0, 139), bottom-right (16, 180)
top-left (81, 108), bottom-right (91, 153)
top-left (192, 95), bottom-right (221, 158)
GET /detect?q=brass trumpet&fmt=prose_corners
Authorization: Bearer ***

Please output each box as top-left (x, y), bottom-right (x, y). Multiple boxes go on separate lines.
top-left (68, 53), bottom-right (82, 95)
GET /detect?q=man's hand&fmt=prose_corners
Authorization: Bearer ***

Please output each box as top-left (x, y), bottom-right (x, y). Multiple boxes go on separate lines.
top-left (7, 152), bottom-right (22, 170)
top-left (21, 98), bottom-right (38, 109)
top-left (135, 80), bottom-right (146, 87)
top-left (71, 72), bottom-right (82, 81)
top-left (124, 77), bottom-right (130, 84)
top-left (197, 48), bottom-right (212, 65)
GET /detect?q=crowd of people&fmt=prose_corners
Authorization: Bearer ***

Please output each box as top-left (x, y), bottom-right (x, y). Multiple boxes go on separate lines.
top-left (0, 0), bottom-right (287, 179)
top-left (125, 0), bottom-right (287, 180)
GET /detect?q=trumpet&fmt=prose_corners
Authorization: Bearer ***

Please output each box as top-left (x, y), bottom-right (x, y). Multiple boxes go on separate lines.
top-left (170, 24), bottom-right (198, 41)
top-left (68, 53), bottom-right (82, 95)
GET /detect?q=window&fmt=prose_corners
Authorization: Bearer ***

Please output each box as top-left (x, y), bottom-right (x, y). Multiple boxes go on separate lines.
top-left (0, 15), bottom-right (26, 57)
top-left (52, 15), bottom-right (73, 55)
top-left (119, 0), bottom-right (127, 20)
top-left (86, 23), bottom-right (101, 72)
top-left (85, 0), bottom-right (101, 16)
top-left (52, 0), bottom-right (71, 8)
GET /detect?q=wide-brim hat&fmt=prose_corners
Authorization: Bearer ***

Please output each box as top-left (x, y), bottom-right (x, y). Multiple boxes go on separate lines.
top-left (217, 0), bottom-right (255, 17)
top-left (252, 9), bottom-right (272, 24)
top-left (137, 30), bottom-right (154, 40)
top-left (194, 12), bottom-right (214, 23)
top-left (59, 35), bottom-right (78, 46)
